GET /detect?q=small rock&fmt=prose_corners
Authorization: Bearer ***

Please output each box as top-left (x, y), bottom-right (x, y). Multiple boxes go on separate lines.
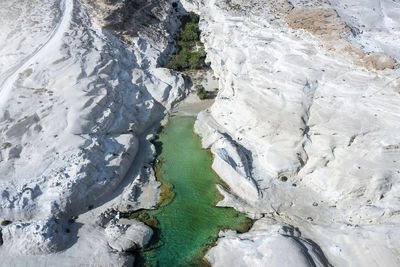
top-left (105, 220), bottom-right (153, 252)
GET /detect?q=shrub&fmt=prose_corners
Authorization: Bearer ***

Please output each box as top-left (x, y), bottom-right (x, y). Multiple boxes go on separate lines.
top-left (189, 12), bottom-right (200, 23)
top-left (185, 23), bottom-right (198, 34)
top-left (178, 40), bottom-right (195, 50)
top-left (189, 52), bottom-right (204, 69)
top-left (196, 85), bottom-right (207, 100)
top-left (178, 48), bottom-right (190, 68)
top-left (167, 11), bottom-right (206, 71)
top-left (181, 23), bottom-right (199, 41)
top-left (167, 48), bottom-right (190, 70)
top-left (197, 45), bottom-right (207, 58)
top-left (167, 55), bottom-right (179, 70)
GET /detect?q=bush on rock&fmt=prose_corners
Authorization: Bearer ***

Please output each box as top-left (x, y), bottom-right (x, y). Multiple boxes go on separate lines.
top-left (196, 85), bottom-right (207, 99)
top-left (167, 12), bottom-right (205, 71)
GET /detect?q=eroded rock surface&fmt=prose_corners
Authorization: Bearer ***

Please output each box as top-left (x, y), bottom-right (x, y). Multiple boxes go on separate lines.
top-left (105, 219), bottom-right (153, 252)
top-left (0, 0), bottom-right (185, 265)
top-left (183, 0), bottom-right (400, 266)
top-left (207, 218), bottom-right (332, 267)
top-left (1, 0), bottom-right (399, 266)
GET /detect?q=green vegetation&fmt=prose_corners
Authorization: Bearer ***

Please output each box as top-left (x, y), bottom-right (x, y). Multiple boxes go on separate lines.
top-left (167, 12), bottom-right (206, 71)
top-left (189, 11), bottom-right (200, 24)
top-left (181, 23), bottom-right (199, 41)
top-left (189, 52), bottom-right (204, 69)
top-left (196, 85), bottom-right (207, 99)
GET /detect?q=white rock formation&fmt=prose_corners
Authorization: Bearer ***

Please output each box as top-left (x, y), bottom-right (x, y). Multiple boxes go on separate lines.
top-left (182, 0), bottom-right (400, 266)
top-left (105, 219), bottom-right (153, 252)
top-left (207, 218), bottom-right (331, 267)
top-left (0, 0), bottom-right (186, 265)
top-left (2, 0), bottom-right (400, 266)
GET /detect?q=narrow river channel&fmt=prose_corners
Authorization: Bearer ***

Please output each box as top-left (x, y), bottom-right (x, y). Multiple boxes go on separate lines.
top-left (137, 116), bottom-right (250, 266)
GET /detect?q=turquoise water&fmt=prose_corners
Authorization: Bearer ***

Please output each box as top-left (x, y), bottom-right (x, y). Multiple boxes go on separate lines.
top-left (137, 116), bottom-right (250, 266)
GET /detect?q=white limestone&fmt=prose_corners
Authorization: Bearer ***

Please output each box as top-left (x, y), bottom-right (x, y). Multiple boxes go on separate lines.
top-left (1, 0), bottom-right (400, 266)
top-left (207, 218), bottom-right (331, 267)
top-left (0, 0), bottom-right (186, 265)
top-left (105, 219), bottom-right (153, 252)
top-left (183, 0), bottom-right (400, 266)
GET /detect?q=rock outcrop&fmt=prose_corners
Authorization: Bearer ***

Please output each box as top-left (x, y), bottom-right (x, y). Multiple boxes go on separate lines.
top-left (184, 0), bottom-right (400, 266)
top-left (207, 218), bottom-right (332, 267)
top-left (105, 219), bottom-right (153, 252)
top-left (1, 0), bottom-right (399, 266)
top-left (0, 0), bottom-right (186, 264)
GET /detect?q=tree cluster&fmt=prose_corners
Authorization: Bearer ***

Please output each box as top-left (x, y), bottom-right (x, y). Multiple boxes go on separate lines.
top-left (167, 12), bottom-right (206, 71)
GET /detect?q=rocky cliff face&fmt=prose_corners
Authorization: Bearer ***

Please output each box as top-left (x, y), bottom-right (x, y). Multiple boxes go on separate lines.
top-left (84, 0), bottom-right (180, 64)
top-left (183, 0), bottom-right (400, 266)
top-left (0, 0), bottom-right (186, 264)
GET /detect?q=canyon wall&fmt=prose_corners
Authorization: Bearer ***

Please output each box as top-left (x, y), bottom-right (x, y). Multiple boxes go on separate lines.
top-left (186, 0), bottom-right (400, 266)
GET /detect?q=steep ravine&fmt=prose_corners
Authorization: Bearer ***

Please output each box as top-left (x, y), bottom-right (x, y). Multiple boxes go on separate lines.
top-left (1, 0), bottom-right (399, 266)
top-left (135, 116), bottom-right (251, 266)
top-left (125, 10), bottom-right (254, 266)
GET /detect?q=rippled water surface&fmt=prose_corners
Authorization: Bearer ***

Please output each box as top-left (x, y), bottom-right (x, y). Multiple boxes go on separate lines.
top-left (139, 116), bottom-right (250, 266)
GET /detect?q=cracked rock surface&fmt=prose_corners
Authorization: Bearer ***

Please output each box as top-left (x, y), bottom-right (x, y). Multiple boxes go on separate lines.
top-left (183, 0), bottom-right (400, 266)
top-left (0, 0), bottom-right (186, 265)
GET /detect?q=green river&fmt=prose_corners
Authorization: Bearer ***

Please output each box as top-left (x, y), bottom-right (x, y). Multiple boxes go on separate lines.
top-left (135, 116), bottom-right (250, 266)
